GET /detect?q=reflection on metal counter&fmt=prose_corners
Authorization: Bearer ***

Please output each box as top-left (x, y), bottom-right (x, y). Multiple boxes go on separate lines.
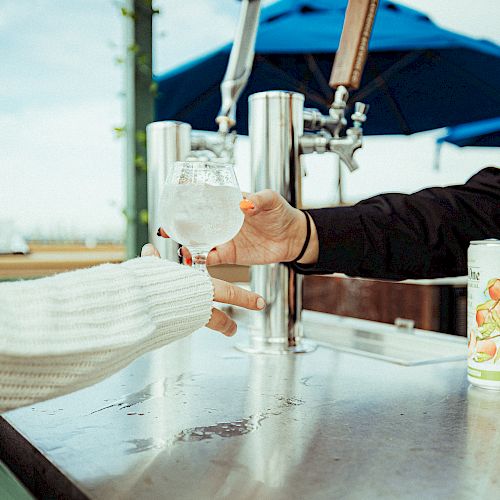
top-left (1, 320), bottom-right (493, 500)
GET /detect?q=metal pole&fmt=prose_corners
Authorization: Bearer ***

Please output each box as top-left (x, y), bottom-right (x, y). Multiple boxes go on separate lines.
top-left (146, 121), bottom-right (192, 261)
top-left (239, 91), bottom-right (315, 354)
top-left (125, 0), bottom-right (154, 258)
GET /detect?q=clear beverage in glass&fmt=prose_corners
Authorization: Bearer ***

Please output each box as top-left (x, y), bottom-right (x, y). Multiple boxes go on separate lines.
top-left (158, 160), bottom-right (244, 272)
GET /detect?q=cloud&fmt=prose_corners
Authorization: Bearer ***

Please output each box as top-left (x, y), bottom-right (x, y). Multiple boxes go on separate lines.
top-left (154, 0), bottom-right (241, 73)
top-left (0, 0), bottom-right (122, 110)
top-left (0, 0), bottom-right (125, 239)
top-left (0, 101), bottom-right (125, 239)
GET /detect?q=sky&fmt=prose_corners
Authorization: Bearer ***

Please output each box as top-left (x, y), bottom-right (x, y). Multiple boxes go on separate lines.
top-left (0, 0), bottom-right (499, 240)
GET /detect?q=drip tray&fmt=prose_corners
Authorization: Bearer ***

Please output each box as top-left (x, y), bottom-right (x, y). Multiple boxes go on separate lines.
top-left (303, 311), bottom-right (466, 366)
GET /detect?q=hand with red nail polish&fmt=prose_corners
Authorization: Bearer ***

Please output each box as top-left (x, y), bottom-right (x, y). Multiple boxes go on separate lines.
top-left (141, 243), bottom-right (266, 337)
top-left (157, 227), bottom-right (169, 238)
top-left (181, 190), bottom-right (318, 267)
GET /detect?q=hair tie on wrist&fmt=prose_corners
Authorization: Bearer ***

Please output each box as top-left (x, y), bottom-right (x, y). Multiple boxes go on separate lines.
top-left (292, 210), bottom-right (311, 263)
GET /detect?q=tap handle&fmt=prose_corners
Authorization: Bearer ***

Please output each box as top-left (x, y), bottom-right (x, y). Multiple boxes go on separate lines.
top-left (355, 102), bottom-right (368, 115)
top-left (216, 0), bottom-right (262, 131)
top-left (351, 102), bottom-right (369, 126)
top-left (329, 0), bottom-right (379, 91)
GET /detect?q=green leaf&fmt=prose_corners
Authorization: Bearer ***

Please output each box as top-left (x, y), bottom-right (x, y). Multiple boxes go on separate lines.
top-left (120, 7), bottom-right (136, 19)
top-left (149, 82), bottom-right (159, 96)
top-left (485, 278), bottom-right (499, 293)
top-left (113, 126), bottom-right (126, 139)
top-left (135, 130), bottom-right (147, 145)
top-left (137, 54), bottom-right (150, 66)
top-left (479, 321), bottom-right (497, 338)
top-left (134, 155), bottom-right (147, 172)
top-left (493, 346), bottom-right (500, 365)
top-left (139, 209), bottom-right (149, 225)
top-left (492, 309), bottom-right (500, 330)
top-left (474, 352), bottom-right (493, 363)
top-left (477, 300), bottom-right (497, 312)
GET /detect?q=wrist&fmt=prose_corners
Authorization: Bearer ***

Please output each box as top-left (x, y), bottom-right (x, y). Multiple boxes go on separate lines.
top-left (288, 209), bottom-right (308, 261)
top-left (297, 212), bottom-right (319, 265)
top-left (288, 210), bottom-right (319, 265)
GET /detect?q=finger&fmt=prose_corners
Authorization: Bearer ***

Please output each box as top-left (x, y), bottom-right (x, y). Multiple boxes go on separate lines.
top-left (206, 247), bottom-right (224, 266)
top-left (241, 189), bottom-right (280, 216)
top-left (179, 247), bottom-right (193, 266)
top-left (239, 199), bottom-right (255, 210)
top-left (207, 308), bottom-right (237, 336)
top-left (212, 279), bottom-right (266, 310)
top-left (141, 244), bottom-right (160, 257)
top-left (157, 227), bottom-right (170, 238)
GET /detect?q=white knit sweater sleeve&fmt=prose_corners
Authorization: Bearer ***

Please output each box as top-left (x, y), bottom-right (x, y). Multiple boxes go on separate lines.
top-left (0, 257), bottom-right (213, 413)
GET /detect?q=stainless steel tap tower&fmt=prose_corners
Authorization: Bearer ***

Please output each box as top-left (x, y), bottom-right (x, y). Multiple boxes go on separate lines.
top-left (241, 87), bottom-right (369, 354)
top-left (146, 121), bottom-right (191, 261)
top-left (243, 91), bottom-right (312, 353)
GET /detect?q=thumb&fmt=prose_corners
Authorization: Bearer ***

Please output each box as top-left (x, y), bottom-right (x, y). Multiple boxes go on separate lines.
top-left (240, 189), bottom-right (280, 217)
top-left (141, 243), bottom-right (161, 257)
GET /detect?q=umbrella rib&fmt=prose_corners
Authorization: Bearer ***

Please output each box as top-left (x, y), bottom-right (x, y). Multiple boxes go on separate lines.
top-left (354, 50), bottom-right (433, 135)
top-left (379, 82), bottom-right (412, 134)
top-left (354, 50), bottom-right (426, 101)
top-left (263, 57), bottom-right (332, 108)
top-left (357, 53), bottom-right (427, 135)
top-left (304, 53), bottom-right (334, 102)
top-left (176, 81), bottom-right (222, 123)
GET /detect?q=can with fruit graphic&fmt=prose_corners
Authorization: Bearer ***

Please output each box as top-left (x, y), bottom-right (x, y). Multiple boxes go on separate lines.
top-left (467, 240), bottom-right (500, 389)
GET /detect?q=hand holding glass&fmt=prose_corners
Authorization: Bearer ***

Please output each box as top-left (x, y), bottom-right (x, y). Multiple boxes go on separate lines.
top-left (158, 160), bottom-right (244, 272)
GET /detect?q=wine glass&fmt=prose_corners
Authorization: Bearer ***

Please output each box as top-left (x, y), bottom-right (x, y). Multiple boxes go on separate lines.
top-left (158, 160), bottom-right (244, 273)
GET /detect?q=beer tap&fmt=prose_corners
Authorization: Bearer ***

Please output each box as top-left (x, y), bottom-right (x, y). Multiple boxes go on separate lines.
top-left (190, 0), bottom-right (261, 162)
top-left (216, 0), bottom-right (261, 134)
top-left (300, 89), bottom-right (369, 173)
top-left (147, 0), bottom-right (261, 259)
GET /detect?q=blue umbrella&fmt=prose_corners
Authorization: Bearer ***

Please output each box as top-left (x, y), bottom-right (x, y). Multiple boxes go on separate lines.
top-left (433, 117), bottom-right (499, 170)
top-left (155, 0), bottom-right (500, 136)
top-left (437, 117), bottom-right (500, 147)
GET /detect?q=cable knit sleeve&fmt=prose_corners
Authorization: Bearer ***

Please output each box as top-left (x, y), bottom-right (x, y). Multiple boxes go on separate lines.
top-left (0, 257), bottom-right (213, 412)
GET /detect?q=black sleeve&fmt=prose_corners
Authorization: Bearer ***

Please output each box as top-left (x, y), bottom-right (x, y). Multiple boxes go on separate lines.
top-left (293, 166), bottom-right (500, 280)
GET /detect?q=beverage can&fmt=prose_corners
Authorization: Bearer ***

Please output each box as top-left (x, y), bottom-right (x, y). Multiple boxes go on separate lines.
top-left (467, 240), bottom-right (500, 389)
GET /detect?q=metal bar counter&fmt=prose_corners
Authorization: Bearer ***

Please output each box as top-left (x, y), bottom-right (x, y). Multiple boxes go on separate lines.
top-left (0, 315), bottom-right (497, 499)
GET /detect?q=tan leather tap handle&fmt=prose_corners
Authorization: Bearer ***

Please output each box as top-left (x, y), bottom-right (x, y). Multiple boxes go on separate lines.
top-left (330, 0), bottom-right (379, 90)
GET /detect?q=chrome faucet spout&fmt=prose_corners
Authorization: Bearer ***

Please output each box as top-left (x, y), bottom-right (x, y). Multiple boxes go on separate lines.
top-left (190, 131), bottom-right (236, 162)
top-left (329, 129), bottom-right (362, 172)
